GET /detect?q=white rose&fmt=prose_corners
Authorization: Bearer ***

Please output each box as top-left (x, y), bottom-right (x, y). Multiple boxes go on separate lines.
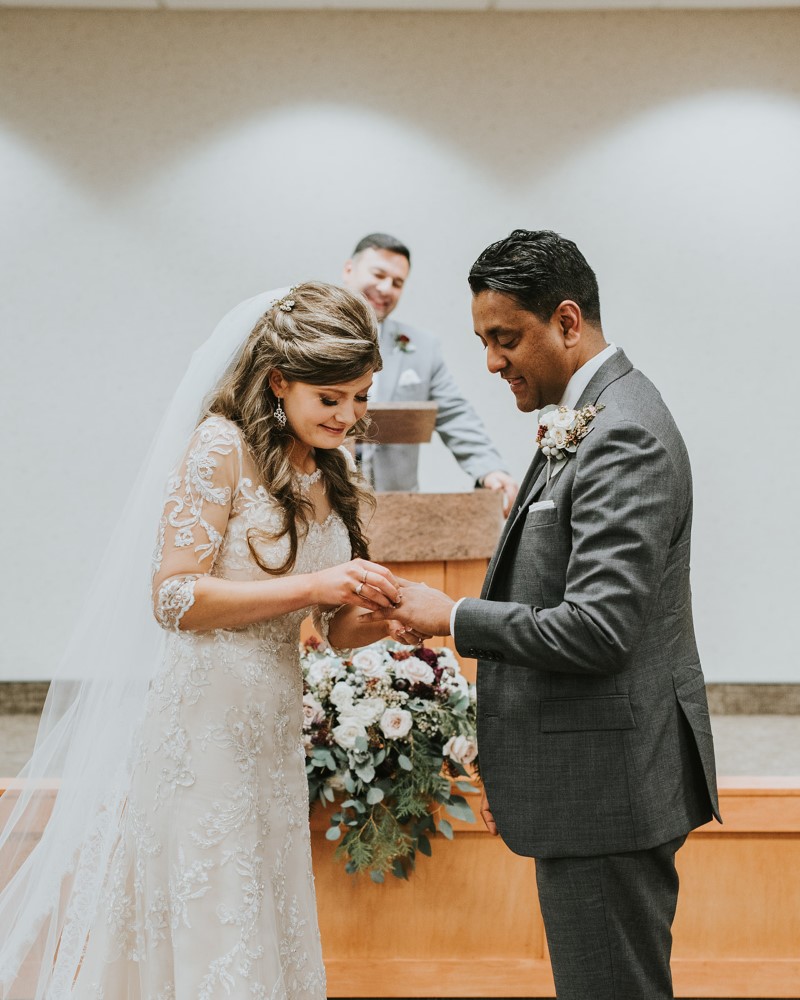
top-left (538, 407), bottom-right (557, 428)
top-left (341, 696), bottom-right (386, 727)
top-left (329, 681), bottom-right (355, 708)
top-left (380, 708), bottom-right (413, 740)
top-left (305, 656), bottom-right (336, 687)
top-left (442, 672), bottom-right (469, 697)
top-left (550, 426), bottom-right (569, 449)
top-left (302, 693), bottom-right (325, 729)
top-left (434, 647), bottom-right (457, 669)
top-left (444, 735), bottom-right (478, 766)
top-left (395, 657), bottom-right (435, 686)
top-left (552, 408), bottom-right (577, 431)
top-left (331, 720), bottom-right (367, 750)
top-left (351, 647), bottom-right (388, 678)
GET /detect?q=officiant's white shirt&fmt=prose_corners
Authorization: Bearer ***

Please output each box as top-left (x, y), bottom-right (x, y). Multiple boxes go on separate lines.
top-left (448, 343), bottom-right (617, 638)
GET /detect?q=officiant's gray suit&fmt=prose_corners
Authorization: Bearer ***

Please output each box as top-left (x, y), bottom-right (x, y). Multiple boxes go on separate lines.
top-left (370, 318), bottom-right (507, 491)
top-left (453, 349), bottom-right (719, 997)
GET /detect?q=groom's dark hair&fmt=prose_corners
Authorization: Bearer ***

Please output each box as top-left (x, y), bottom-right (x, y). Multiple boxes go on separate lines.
top-left (468, 230), bottom-right (602, 327)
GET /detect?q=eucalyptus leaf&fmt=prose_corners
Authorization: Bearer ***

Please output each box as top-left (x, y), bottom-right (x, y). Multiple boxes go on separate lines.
top-left (392, 859), bottom-right (409, 881)
top-left (343, 771), bottom-right (357, 793)
top-left (370, 869), bottom-right (385, 884)
top-left (397, 754), bottom-right (413, 771)
top-left (325, 826), bottom-right (341, 841)
top-left (444, 798), bottom-right (476, 823)
top-left (354, 736), bottom-right (369, 753)
top-left (355, 764), bottom-right (375, 783)
top-left (417, 833), bottom-right (432, 856)
top-left (438, 818), bottom-right (454, 840)
top-left (366, 786), bottom-right (384, 805)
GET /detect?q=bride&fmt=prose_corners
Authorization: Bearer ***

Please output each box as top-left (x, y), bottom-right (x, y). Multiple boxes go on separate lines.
top-left (0, 281), bottom-right (425, 999)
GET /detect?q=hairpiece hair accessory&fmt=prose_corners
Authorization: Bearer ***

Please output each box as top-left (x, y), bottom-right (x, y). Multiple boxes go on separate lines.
top-left (275, 287), bottom-right (297, 313)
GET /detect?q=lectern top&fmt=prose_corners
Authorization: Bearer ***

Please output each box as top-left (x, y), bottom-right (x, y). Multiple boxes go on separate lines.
top-left (363, 402), bottom-right (438, 445)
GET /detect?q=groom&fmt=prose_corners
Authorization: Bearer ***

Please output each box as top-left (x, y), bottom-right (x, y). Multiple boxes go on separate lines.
top-left (365, 230), bottom-right (720, 999)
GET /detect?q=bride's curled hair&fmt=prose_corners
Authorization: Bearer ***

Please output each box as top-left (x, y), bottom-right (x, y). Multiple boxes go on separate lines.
top-left (203, 281), bottom-right (382, 576)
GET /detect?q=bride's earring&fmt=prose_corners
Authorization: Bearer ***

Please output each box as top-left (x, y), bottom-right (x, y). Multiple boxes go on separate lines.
top-left (274, 399), bottom-right (287, 428)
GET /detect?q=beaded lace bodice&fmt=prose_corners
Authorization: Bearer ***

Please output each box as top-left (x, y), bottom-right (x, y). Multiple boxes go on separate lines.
top-left (73, 416), bottom-right (345, 1000)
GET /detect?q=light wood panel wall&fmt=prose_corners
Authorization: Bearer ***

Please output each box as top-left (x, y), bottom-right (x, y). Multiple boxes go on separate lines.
top-left (311, 778), bottom-right (800, 998)
top-left (1, 776), bottom-right (799, 993)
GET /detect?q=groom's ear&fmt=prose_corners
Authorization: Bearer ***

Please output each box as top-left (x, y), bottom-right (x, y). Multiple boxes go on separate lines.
top-left (555, 300), bottom-right (582, 348)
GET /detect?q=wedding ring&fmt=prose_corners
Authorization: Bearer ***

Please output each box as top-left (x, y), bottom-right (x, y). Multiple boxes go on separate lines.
top-left (355, 582), bottom-right (364, 596)
top-left (361, 569), bottom-right (368, 583)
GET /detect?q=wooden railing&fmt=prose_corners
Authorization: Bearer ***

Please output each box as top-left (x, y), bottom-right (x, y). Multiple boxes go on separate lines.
top-left (4, 778), bottom-right (798, 997)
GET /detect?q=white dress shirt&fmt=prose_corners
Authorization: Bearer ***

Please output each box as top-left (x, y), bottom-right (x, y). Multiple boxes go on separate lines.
top-left (448, 343), bottom-right (617, 638)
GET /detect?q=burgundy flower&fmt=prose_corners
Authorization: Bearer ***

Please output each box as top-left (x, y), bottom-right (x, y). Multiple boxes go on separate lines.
top-left (415, 647), bottom-right (438, 669)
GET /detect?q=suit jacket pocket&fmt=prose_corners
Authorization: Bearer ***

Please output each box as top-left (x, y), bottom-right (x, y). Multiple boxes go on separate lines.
top-left (540, 695), bottom-right (636, 733)
top-left (523, 504), bottom-right (559, 528)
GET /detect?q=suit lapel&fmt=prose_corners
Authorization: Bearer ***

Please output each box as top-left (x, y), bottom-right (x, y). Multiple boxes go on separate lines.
top-left (376, 320), bottom-right (404, 401)
top-left (576, 347), bottom-right (633, 409)
top-left (481, 349), bottom-right (635, 599)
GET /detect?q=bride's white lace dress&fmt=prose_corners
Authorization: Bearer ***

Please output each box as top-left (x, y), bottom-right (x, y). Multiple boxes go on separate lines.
top-left (73, 415), bottom-right (345, 1000)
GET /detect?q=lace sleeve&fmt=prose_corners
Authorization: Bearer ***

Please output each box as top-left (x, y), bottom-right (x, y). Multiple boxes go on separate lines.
top-left (151, 416), bottom-right (243, 631)
top-left (312, 605), bottom-right (347, 653)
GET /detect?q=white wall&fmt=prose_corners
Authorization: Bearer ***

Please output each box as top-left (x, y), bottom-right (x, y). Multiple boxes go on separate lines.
top-left (1, 8), bottom-right (798, 681)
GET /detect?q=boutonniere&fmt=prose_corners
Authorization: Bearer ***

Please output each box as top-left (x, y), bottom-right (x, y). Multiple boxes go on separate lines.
top-left (394, 332), bottom-right (415, 354)
top-left (536, 403), bottom-right (604, 481)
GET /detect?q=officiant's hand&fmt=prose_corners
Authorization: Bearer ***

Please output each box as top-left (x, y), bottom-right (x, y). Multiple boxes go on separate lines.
top-left (360, 578), bottom-right (454, 636)
top-left (480, 790), bottom-right (498, 836)
top-left (480, 470), bottom-right (519, 517)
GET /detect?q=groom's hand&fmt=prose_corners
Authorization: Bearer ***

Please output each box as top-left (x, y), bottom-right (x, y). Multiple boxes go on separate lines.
top-left (480, 790), bottom-right (498, 836)
top-left (360, 579), bottom-right (454, 637)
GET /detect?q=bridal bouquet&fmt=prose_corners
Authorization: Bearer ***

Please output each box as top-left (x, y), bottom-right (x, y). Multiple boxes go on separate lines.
top-left (301, 637), bottom-right (479, 883)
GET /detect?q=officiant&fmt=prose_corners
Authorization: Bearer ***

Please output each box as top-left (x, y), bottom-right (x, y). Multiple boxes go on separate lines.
top-left (341, 233), bottom-right (518, 512)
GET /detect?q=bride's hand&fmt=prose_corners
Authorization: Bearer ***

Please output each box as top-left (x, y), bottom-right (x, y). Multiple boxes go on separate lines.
top-left (387, 620), bottom-right (433, 646)
top-left (310, 559), bottom-right (400, 611)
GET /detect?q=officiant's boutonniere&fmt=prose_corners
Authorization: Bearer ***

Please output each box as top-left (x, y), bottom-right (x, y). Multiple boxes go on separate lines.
top-left (536, 403), bottom-right (604, 481)
top-left (394, 332), bottom-right (415, 354)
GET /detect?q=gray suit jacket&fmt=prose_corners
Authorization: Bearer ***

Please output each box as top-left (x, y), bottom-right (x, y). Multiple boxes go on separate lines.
top-left (370, 318), bottom-right (507, 491)
top-left (454, 350), bottom-right (720, 859)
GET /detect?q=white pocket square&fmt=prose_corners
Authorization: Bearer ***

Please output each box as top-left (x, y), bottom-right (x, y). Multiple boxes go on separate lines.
top-left (527, 499), bottom-right (555, 513)
top-left (398, 368), bottom-right (422, 388)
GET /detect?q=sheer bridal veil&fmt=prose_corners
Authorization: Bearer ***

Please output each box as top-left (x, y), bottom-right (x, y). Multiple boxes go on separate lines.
top-left (0, 288), bottom-right (287, 999)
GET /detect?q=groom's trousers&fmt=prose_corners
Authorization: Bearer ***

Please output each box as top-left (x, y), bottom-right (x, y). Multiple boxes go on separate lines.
top-left (535, 834), bottom-right (687, 1000)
